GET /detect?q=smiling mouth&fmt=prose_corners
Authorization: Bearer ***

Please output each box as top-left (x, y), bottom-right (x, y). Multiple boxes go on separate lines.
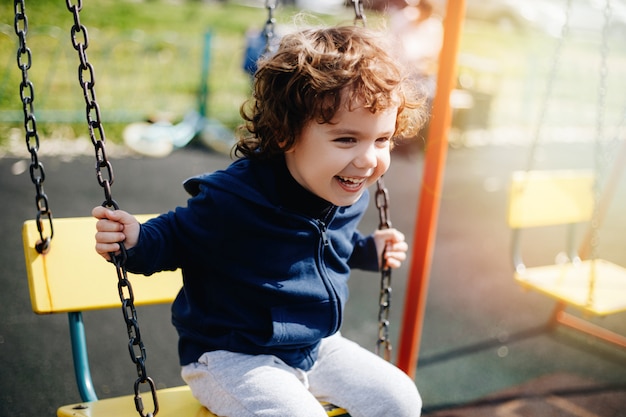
top-left (336, 175), bottom-right (367, 190)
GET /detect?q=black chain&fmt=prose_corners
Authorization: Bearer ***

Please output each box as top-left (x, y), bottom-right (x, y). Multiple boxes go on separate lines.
top-left (347, 0), bottom-right (392, 361)
top-left (14, 0), bottom-right (53, 254)
top-left (263, 0), bottom-right (277, 54)
top-left (64, 1), bottom-right (158, 415)
top-left (375, 178), bottom-right (393, 361)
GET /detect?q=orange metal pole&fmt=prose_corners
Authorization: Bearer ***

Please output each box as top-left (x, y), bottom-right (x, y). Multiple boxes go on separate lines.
top-left (397, 0), bottom-right (466, 378)
top-left (554, 308), bottom-right (626, 349)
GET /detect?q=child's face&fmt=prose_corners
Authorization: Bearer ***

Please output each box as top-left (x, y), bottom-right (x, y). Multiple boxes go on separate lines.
top-left (284, 102), bottom-right (397, 207)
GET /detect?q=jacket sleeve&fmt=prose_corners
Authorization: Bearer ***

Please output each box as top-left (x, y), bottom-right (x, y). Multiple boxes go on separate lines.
top-left (347, 232), bottom-right (380, 272)
top-left (123, 215), bottom-right (180, 275)
top-left (125, 182), bottom-right (224, 275)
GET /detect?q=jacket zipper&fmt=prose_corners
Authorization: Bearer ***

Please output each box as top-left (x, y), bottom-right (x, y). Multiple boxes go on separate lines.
top-left (317, 206), bottom-right (336, 247)
top-left (318, 220), bottom-right (329, 246)
top-left (316, 206), bottom-right (341, 334)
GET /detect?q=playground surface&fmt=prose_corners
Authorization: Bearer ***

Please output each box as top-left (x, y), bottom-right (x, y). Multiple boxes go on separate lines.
top-left (1, 138), bottom-right (625, 416)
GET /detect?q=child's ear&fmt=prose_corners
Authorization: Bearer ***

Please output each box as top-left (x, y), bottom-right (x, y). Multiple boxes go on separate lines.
top-left (278, 135), bottom-right (297, 153)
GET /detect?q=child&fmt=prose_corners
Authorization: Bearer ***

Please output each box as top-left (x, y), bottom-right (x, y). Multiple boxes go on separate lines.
top-left (93, 25), bottom-right (425, 417)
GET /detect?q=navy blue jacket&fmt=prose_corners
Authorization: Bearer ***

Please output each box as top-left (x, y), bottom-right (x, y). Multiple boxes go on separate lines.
top-left (125, 156), bottom-right (379, 370)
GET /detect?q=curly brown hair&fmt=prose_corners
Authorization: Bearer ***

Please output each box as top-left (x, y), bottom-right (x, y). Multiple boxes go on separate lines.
top-left (235, 25), bottom-right (427, 159)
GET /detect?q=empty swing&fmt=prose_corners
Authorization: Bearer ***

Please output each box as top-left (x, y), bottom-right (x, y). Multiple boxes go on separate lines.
top-left (506, 0), bottom-right (626, 348)
top-left (14, 1), bottom-right (398, 416)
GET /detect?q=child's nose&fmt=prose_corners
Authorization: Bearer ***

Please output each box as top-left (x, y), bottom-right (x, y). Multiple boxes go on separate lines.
top-left (353, 144), bottom-right (378, 169)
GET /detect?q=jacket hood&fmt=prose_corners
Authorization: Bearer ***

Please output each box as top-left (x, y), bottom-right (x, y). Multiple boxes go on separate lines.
top-left (183, 157), bottom-right (278, 209)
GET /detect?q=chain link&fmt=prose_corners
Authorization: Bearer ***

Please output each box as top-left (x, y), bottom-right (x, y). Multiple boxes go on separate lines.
top-left (375, 178), bottom-right (393, 361)
top-left (263, 0), bottom-right (277, 54)
top-left (14, 0), bottom-right (54, 254)
top-left (351, 0), bottom-right (367, 27)
top-left (64, 2), bottom-right (158, 415)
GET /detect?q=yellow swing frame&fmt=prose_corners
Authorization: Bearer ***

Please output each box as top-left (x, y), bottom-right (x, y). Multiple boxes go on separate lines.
top-left (504, 0), bottom-right (626, 350)
top-left (507, 169), bottom-right (626, 348)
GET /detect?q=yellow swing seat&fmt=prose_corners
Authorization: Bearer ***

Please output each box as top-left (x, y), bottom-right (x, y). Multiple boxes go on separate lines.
top-left (58, 386), bottom-right (204, 417)
top-left (514, 258), bottom-right (626, 316)
top-left (507, 170), bottom-right (626, 347)
top-left (56, 385), bottom-right (348, 417)
top-left (23, 215), bottom-right (350, 417)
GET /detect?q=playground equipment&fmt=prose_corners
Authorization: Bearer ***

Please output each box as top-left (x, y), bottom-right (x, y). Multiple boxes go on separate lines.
top-left (242, 0), bottom-right (282, 78)
top-left (396, 0), bottom-right (466, 378)
top-left (122, 30), bottom-right (233, 158)
top-left (14, 0), bottom-right (469, 415)
top-left (506, 0), bottom-right (626, 348)
top-left (120, 0), bottom-right (294, 158)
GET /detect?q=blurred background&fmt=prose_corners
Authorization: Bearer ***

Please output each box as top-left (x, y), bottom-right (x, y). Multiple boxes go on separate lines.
top-left (2, 0), bottom-right (626, 151)
top-left (2, 0), bottom-right (626, 416)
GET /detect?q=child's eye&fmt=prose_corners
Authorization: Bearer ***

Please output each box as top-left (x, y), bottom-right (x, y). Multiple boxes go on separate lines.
top-left (376, 137), bottom-right (391, 146)
top-left (334, 137), bottom-right (357, 144)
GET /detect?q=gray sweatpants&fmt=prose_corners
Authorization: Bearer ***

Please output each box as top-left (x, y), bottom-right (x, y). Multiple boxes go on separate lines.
top-left (181, 332), bottom-right (421, 417)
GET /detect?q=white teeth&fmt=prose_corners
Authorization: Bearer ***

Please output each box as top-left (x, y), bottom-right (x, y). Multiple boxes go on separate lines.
top-left (338, 176), bottom-right (365, 184)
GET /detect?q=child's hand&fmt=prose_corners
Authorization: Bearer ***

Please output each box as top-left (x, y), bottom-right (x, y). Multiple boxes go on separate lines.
top-left (373, 228), bottom-right (408, 269)
top-left (92, 206), bottom-right (140, 261)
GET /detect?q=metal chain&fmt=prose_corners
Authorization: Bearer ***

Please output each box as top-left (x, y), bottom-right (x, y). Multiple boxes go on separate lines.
top-left (64, 2), bottom-right (158, 416)
top-left (375, 178), bottom-right (393, 361)
top-left (13, 0), bottom-right (54, 254)
top-left (593, 0), bottom-right (611, 200)
top-left (263, 0), bottom-right (277, 54)
top-left (587, 0), bottom-right (613, 307)
top-left (348, 0), bottom-right (392, 361)
top-left (351, 0), bottom-right (367, 27)
top-left (524, 0), bottom-right (572, 173)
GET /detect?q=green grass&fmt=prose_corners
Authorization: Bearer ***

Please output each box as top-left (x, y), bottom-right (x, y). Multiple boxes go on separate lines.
top-left (2, 1), bottom-right (625, 148)
top-left (1, 0), bottom-right (364, 145)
